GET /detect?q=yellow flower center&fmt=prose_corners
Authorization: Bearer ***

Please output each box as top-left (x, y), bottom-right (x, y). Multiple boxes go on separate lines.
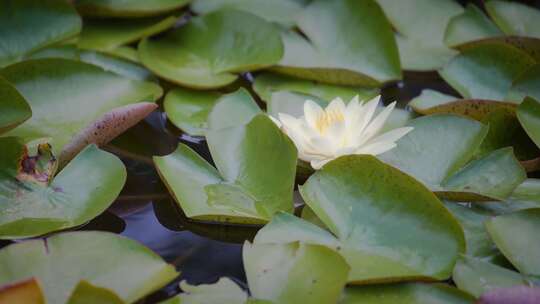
top-left (315, 109), bottom-right (344, 134)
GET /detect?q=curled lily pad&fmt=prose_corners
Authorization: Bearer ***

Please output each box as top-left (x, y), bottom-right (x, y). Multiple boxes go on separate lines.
top-left (272, 0), bottom-right (401, 86)
top-left (376, 0), bottom-right (463, 71)
top-left (244, 242), bottom-right (349, 304)
top-left (74, 0), bottom-right (190, 17)
top-left (0, 0), bottom-right (82, 67)
top-left (485, 1), bottom-right (540, 39)
top-left (154, 114), bottom-right (297, 224)
top-left (453, 256), bottom-right (531, 298)
top-left (0, 58), bottom-right (161, 163)
top-left (253, 73), bottom-right (378, 104)
top-left (0, 231), bottom-right (178, 304)
top-left (0, 278), bottom-right (45, 304)
top-left (0, 138), bottom-right (126, 239)
top-left (340, 283), bottom-right (474, 304)
top-left (510, 67), bottom-right (540, 105)
top-left (191, 0), bottom-right (307, 27)
top-left (139, 10), bottom-right (283, 89)
top-left (380, 115), bottom-right (526, 201)
top-left (256, 155), bottom-right (465, 283)
top-left (78, 16), bottom-right (179, 52)
top-left (439, 43), bottom-right (535, 101)
top-left (485, 208), bottom-right (540, 276)
top-left (0, 76), bottom-right (31, 134)
top-left (444, 4), bottom-right (503, 48)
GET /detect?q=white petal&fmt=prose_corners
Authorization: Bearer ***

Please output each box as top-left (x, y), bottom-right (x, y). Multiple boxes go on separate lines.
top-left (365, 126), bottom-right (414, 146)
top-left (356, 95), bottom-right (380, 134)
top-left (326, 97), bottom-right (346, 114)
top-left (310, 158), bottom-right (334, 170)
top-left (268, 115), bottom-right (282, 128)
top-left (304, 100), bottom-right (324, 130)
top-left (355, 141), bottom-right (397, 155)
top-left (357, 101), bottom-right (396, 146)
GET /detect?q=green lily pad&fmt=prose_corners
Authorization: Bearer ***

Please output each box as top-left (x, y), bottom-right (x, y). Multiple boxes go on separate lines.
top-left (253, 73), bottom-right (378, 104)
top-left (78, 16), bottom-right (179, 52)
top-left (139, 10), bottom-right (283, 89)
top-left (444, 203), bottom-right (499, 261)
top-left (511, 70), bottom-right (540, 108)
top-left (244, 242), bottom-right (349, 304)
top-left (272, 0), bottom-right (401, 86)
top-left (67, 281), bottom-right (125, 304)
top-left (444, 4), bottom-right (503, 48)
top-left (380, 115), bottom-right (526, 201)
top-left (376, 0), bottom-right (463, 71)
top-left (340, 283), bottom-right (475, 304)
top-left (206, 89), bottom-right (261, 131)
top-left (176, 278), bottom-right (248, 304)
top-left (480, 179), bottom-right (540, 214)
top-left (256, 156), bottom-right (465, 283)
top-left (191, 0), bottom-right (307, 27)
top-left (439, 43), bottom-right (535, 101)
top-left (0, 138), bottom-right (126, 239)
top-left (485, 208), bottom-right (540, 276)
top-left (0, 58), bottom-right (161, 162)
top-left (74, 0), bottom-right (190, 17)
top-left (0, 76), bottom-right (31, 134)
top-left (155, 114), bottom-right (297, 224)
top-left (0, 231), bottom-right (178, 304)
top-left (453, 256), bottom-right (531, 298)
top-left (486, 1), bottom-right (540, 39)
top-left (517, 98), bottom-right (540, 147)
top-left (0, 278), bottom-right (45, 304)
top-left (409, 90), bottom-right (458, 113)
top-left (0, 0), bottom-right (82, 67)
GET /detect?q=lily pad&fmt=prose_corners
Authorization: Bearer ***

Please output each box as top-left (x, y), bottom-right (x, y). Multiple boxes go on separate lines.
top-left (74, 0), bottom-right (190, 17)
top-left (191, 0), bottom-right (307, 27)
top-left (380, 115), bottom-right (526, 201)
top-left (376, 0), bottom-right (463, 70)
top-left (453, 256), bottom-right (531, 298)
top-left (478, 286), bottom-right (540, 304)
top-left (253, 73), bottom-right (378, 104)
top-left (0, 0), bottom-right (82, 67)
top-left (67, 281), bottom-right (125, 304)
top-left (154, 114), bottom-right (297, 224)
top-left (480, 179), bottom-right (540, 214)
top-left (78, 16), bottom-right (179, 52)
top-left (439, 43), bottom-right (535, 101)
top-left (0, 58), bottom-right (162, 162)
top-left (485, 1), bottom-right (540, 39)
top-left (139, 10), bottom-right (283, 89)
top-left (0, 231), bottom-right (178, 304)
top-left (0, 76), bottom-right (31, 134)
top-left (176, 278), bottom-right (248, 304)
top-left (0, 278), bottom-right (45, 304)
top-left (272, 0), bottom-right (401, 86)
top-left (244, 242), bottom-right (349, 304)
top-left (511, 68), bottom-right (540, 106)
top-left (485, 208), bottom-right (540, 276)
top-left (0, 138), bottom-right (126, 239)
top-left (256, 155), bottom-right (465, 283)
top-left (340, 283), bottom-right (475, 304)
top-left (444, 4), bottom-right (503, 48)
top-left (206, 89), bottom-right (261, 131)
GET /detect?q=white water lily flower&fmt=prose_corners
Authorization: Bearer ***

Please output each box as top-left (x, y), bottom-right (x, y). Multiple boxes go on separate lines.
top-left (272, 95), bottom-right (414, 169)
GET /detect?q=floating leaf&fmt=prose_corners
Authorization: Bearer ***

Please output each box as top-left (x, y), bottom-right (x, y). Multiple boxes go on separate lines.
top-left (155, 114), bottom-right (297, 224)
top-left (176, 278), bottom-right (248, 304)
top-left (508, 65), bottom-right (540, 105)
top-left (206, 89), bottom-right (261, 131)
top-left (453, 256), bottom-right (530, 298)
top-left (0, 76), bottom-right (31, 134)
top-left (444, 4), bottom-right (503, 48)
top-left (0, 278), bottom-right (45, 304)
top-left (67, 281), bottom-right (125, 304)
top-left (0, 59), bottom-right (162, 161)
top-left (478, 286), bottom-right (540, 304)
top-left (340, 283), bottom-right (474, 304)
top-left (191, 0), bottom-right (307, 27)
top-left (480, 179), bottom-right (540, 214)
top-left (78, 16), bottom-right (179, 52)
top-left (380, 115), bottom-right (526, 201)
top-left (74, 0), bottom-right (190, 17)
top-left (253, 73), bottom-right (378, 104)
top-left (485, 1), bottom-right (540, 39)
top-left (0, 0), bottom-right (82, 67)
top-left (439, 43), bottom-right (535, 100)
top-left (485, 208), bottom-right (540, 276)
top-left (272, 0), bottom-right (401, 86)
top-left (0, 139), bottom-right (126, 239)
top-left (0, 231), bottom-right (178, 304)
top-left (244, 242), bottom-right (349, 304)
top-left (139, 10), bottom-right (283, 89)
top-left (256, 156), bottom-right (465, 283)
top-left (376, 0), bottom-right (463, 70)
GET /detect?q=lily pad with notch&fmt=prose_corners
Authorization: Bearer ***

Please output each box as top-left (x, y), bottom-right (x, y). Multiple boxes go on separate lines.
top-left (0, 138), bottom-right (126, 239)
